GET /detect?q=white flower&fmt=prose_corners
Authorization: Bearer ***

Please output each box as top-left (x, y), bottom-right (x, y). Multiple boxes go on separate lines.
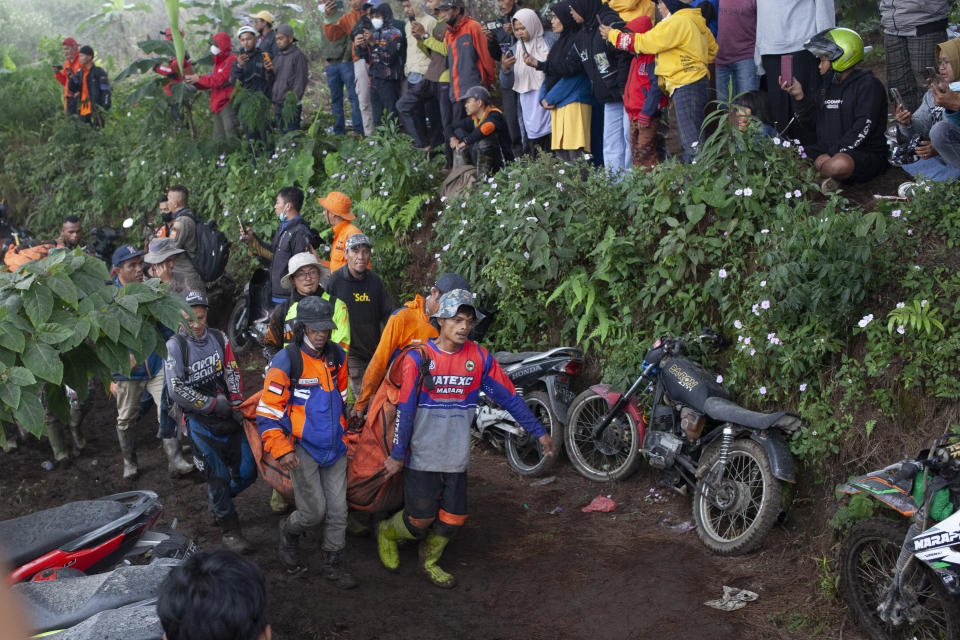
top-left (735, 188), bottom-right (743, 196)
top-left (556, 182), bottom-right (564, 191)
top-left (891, 209), bottom-right (902, 218)
top-left (442, 244), bottom-right (451, 251)
top-left (733, 319), bottom-right (743, 329)
top-left (743, 187), bottom-right (753, 197)
top-left (785, 192), bottom-right (792, 199)
top-left (857, 314), bottom-right (874, 328)
top-left (799, 383), bottom-right (807, 392)
top-left (759, 386), bottom-right (767, 395)
top-left (773, 137), bottom-right (781, 145)
top-left (558, 169), bottom-right (565, 175)
top-left (896, 302), bottom-right (905, 308)
top-left (526, 216), bottom-right (538, 222)
top-left (907, 229), bottom-right (914, 236)
top-left (523, 251), bottom-right (530, 259)
top-left (921, 299), bottom-right (928, 307)
top-left (897, 325), bottom-right (906, 335)
top-left (760, 280), bottom-right (766, 287)
top-left (760, 300), bottom-right (770, 310)
top-left (743, 337), bottom-right (751, 345)
top-left (782, 141), bottom-right (791, 148)
top-left (718, 268), bottom-right (727, 279)
top-left (716, 375), bottom-right (723, 384)
top-left (760, 228), bottom-right (769, 234)
top-left (793, 189), bottom-right (801, 197)
top-left (750, 348), bottom-right (756, 356)
top-left (752, 304), bottom-right (759, 316)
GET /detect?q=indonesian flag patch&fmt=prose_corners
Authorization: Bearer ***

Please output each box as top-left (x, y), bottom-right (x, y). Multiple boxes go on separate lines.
top-left (268, 382), bottom-right (285, 396)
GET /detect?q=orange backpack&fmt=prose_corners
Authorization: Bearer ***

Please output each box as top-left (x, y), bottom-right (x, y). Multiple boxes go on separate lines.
top-left (346, 344), bottom-right (432, 513)
top-left (3, 242), bottom-right (56, 271)
top-left (240, 390), bottom-right (295, 504)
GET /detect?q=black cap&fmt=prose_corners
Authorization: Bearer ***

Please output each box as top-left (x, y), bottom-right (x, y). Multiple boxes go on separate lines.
top-left (297, 296), bottom-right (338, 332)
top-left (434, 273), bottom-right (470, 294)
top-left (183, 290), bottom-right (208, 307)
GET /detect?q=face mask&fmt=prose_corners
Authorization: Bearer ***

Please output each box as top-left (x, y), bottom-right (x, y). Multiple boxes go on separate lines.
top-left (371, 17), bottom-right (384, 29)
top-left (210, 45), bottom-right (221, 56)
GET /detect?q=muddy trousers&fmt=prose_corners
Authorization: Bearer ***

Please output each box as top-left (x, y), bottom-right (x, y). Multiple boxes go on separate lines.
top-left (347, 354), bottom-right (370, 405)
top-left (187, 419), bottom-right (257, 521)
top-left (115, 375), bottom-right (164, 432)
top-left (402, 468), bottom-right (468, 538)
top-left (285, 448), bottom-right (348, 553)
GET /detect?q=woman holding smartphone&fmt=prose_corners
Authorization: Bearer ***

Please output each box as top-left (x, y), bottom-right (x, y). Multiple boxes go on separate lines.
top-left (500, 8), bottom-right (553, 154)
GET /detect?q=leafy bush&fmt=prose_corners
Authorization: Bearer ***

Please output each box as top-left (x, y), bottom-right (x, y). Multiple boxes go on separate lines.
top-left (0, 251), bottom-right (188, 442)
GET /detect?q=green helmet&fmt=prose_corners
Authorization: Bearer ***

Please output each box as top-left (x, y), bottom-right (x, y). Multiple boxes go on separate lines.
top-left (803, 27), bottom-right (864, 72)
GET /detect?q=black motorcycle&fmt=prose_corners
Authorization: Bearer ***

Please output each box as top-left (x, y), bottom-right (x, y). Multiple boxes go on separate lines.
top-left (565, 331), bottom-right (802, 555)
top-left (473, 347), bottom-right (583, 476)
top-left (226, 267), bottom-right (272, 355)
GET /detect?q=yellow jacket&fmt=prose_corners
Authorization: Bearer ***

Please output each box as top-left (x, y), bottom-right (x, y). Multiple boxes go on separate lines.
top-left (604, 0), bottom-right (655, 22)
top-left (607, 8), bottom-right (717, 95)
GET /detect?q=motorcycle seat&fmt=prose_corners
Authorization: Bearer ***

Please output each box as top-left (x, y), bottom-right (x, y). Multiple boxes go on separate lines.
top-left (703, 397), bottom-right (802, 432)
top-left (0, 501), bottom-right (129, 568)
top-left (44, 599), bottom-right (163, 640)
top-left (494, 351), bottom-right (542, 365)
top-left (13, 560), bottom-right (181, 634)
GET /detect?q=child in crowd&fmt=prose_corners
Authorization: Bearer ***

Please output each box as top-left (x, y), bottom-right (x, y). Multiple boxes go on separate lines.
top-left (780, 27), bottom-right (889, 192)
top-left (602, 0), bottom-right (717, 163)
top-left (732, 90), bottom-right (776, 138)
top-left (500, 8), bottom-right (553, 154)
top-left (621, 15), bottom-right (667, 167)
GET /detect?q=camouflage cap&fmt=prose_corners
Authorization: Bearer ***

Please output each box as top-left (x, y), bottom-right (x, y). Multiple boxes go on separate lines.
top-left (429, 288), bottom-right (484, 321)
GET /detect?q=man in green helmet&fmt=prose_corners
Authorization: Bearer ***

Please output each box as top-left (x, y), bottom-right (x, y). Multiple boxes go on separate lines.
top-left (779, 27), bottom-right (889, 193)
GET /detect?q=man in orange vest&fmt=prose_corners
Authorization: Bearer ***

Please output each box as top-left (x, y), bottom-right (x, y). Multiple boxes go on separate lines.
top-left (67, 46), bottom-right (111, 127)
top-left (317, 191), bottom-right (362, 280)
top-left (53, 38), bottom-right (83, 115)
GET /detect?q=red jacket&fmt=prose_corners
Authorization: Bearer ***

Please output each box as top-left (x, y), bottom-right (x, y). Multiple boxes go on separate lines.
top-left (195, 32), bottom-right (236, 113)
top-left (623, 16), bottom-right (668, 123)
top-left (444, 16), bottom-right (496, 101)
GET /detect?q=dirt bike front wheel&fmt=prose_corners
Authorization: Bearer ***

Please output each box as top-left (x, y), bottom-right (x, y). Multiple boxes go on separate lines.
top-left (564, 389), bottom-right (642, 482)
top-left (504, 391), bottom-right (562, 476)
top-left (693, 439), bottom-right (781, 556)
top-left (840, 517), bottom-right (960, 640)
top-left (227, 300), bottom-right (253, 355)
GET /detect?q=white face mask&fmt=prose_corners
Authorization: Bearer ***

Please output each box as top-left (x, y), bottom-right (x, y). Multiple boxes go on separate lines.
top-left (210, 45), bottom-right (221, 56)
top-left (371, 17), bottom-right (384, 29)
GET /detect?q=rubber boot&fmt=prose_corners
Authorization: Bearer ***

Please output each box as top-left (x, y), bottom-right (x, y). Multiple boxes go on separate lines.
top-left (162, 438), bottom-right (195, 477)
top-left (219, 512), bottom-right (253, 555)
top-left (116, 428), bottom-right (138, 480)
top-left (68, 399), bottom-right (86, 453)
top-left (323, 550), bottom-right (358, 589)
top-left (419, 530), bottom-right (457, 589)
top-left (346, 511), bottom-right (371, 537)
top-left (278, 518), bottom-right (307, 576)
top-left (376, 511), bottom-right (416, 571)
top-left (48, 420), bottom-right (71, 464)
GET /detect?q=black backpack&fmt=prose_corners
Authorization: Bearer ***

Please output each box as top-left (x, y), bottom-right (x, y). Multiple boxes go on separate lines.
top-left (179, 212), bottom-right (231, 282)
top-left (94, 68), bottom-right (111, 111)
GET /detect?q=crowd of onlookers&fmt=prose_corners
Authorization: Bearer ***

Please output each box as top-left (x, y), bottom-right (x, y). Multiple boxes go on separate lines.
top-left (51, 0), bottom-right (960, 192)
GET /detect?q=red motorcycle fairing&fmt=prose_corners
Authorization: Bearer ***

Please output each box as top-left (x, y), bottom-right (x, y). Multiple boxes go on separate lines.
top-left (589, 384), bottom-right (648, 437)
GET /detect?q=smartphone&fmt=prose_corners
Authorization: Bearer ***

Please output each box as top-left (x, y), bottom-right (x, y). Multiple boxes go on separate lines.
top-left (889, 87), bottom-right (904, 108)
top-left (499, 42), bottom-right (512, 55)
top-left (485, 20), bottom-right (500, 30)
top-left (927, 66), bottom-right (940, 85)
top-left (780, 54), bottom-right (793, 86)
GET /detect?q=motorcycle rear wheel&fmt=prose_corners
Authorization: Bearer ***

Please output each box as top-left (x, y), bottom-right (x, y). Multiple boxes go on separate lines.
top-left (840, 518), bottom-right (960, 640)
top-left (692, 439), bottom-right (780, 556)
top-left (227, 300), bottom-right (253, 355)
top-left (564, 390), bottom-right (642, 482)
top-left (504, 391), bottom-right (561, 476)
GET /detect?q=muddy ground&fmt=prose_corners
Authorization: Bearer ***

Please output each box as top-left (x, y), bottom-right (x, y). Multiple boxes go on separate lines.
top-left (1, 355), bottom-right (866, 640)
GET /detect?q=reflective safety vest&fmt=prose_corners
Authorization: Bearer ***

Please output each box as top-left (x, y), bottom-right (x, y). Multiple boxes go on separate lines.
top-left (284, 293), bottom-right (351, 353)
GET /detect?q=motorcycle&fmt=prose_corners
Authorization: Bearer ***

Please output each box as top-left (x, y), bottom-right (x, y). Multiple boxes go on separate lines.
top-left (565, 331), bottom-right (802, 555)
top-left (837, 433), bottom-right (960, 639)
top-left (0, 490), bottom-right (166, 583)
top-left (226, 267), bottom-right (272, 355)
top-left (473, 346), bottom-right (583, 476)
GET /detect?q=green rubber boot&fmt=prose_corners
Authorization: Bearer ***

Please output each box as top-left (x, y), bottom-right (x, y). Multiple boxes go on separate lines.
top-left (419, 530), bottom-right (457, 589)
top-left (376, 511), bottom-right (416, 571)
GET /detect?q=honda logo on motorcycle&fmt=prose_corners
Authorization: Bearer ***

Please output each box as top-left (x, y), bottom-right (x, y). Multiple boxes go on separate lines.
top-left (913, 530), bottom-right (960, 551)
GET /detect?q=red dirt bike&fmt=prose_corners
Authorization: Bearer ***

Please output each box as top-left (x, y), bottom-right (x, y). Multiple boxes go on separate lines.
top-left (565, 331), bottom-right (802, 555)
top-left (0, 490), bottom-right (172, 583)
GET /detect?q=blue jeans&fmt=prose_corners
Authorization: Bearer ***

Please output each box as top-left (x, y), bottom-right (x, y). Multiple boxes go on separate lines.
top-left (188, 419), bottom-right (257, 520)
top-left (602, 101), bottom-right (632, 173)
top-left (930, 120), bottom-right (960, 171)
top-left (715, 58), bottom-right (760, 103)
top-left (326, 61), bottom-right (362, 135)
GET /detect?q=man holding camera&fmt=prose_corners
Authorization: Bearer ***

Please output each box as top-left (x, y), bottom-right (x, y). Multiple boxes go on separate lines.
top-left (231, 25), bottom-right (274, 149)
top-left (319, 0), bottom-right (365, 136)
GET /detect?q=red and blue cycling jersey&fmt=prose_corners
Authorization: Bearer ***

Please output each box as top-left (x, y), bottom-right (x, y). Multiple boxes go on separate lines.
top-left (391, 338), bottom-right (545, 473)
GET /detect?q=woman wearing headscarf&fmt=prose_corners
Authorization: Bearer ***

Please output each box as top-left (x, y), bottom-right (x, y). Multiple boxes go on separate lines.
top-left (527, 2), bottom-right (594, 160)
top-left (500, 8), bottom-right (553, 154)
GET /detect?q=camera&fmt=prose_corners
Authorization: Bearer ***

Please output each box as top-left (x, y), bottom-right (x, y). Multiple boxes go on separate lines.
top-left (484, 20), bottom-right (501, 30)
top-left (890, 134), bottom-right (923, 167)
